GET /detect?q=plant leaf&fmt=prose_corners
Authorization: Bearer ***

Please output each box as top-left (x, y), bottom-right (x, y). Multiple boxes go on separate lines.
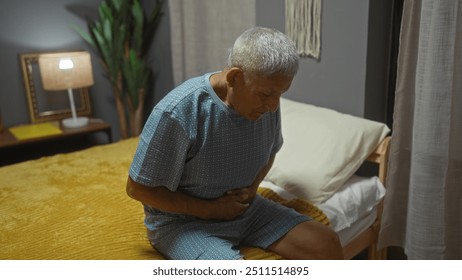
top-left (131, 0), bottom-right (144, 53)
top-left (71, 25), bottom-right (95, 47)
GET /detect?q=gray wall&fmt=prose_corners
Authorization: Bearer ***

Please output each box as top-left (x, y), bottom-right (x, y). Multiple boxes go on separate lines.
top-left (0, 0), bottom-right (392, 141)
top-left (257, 0), bottom-right (393, 120)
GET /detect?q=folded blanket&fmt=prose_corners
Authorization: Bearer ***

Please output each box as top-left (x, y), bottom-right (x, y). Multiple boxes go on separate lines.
top-left (0, 138), bottom-right (328, 260)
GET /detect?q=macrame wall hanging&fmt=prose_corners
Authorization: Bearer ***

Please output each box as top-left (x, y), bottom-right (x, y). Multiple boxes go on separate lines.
top-left (285, 0), bottom-right (322, 59)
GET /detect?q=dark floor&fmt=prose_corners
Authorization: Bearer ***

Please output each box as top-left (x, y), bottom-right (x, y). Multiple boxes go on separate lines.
top-left (353, 246), bottom-right (407, 260)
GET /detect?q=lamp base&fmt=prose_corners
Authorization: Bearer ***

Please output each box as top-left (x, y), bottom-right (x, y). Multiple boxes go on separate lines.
top-left (62, 117), bottom-right (89, 128)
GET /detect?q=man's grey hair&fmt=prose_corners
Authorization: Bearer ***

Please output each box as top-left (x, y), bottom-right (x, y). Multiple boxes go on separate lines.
top-left (227, 27), bottom-right (299, 77)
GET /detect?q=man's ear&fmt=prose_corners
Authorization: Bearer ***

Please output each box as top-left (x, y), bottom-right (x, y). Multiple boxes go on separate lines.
top-left (226, 67), bottom-right (244, 87)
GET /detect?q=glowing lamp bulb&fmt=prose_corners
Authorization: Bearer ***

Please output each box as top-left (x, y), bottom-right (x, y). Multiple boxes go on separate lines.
top-left (59, 58), bottom-right (74, 70)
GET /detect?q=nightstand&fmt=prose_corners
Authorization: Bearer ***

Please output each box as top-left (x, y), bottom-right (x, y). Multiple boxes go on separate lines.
top-left (0, 120), bottom-right (112, 166)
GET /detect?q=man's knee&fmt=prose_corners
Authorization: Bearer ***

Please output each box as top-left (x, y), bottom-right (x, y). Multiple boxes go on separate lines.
top-left (312, 226), bottom-right (343, 259)
top-left (295, 221), bottom-right (343, 259)
top-left (268, 221), bottom-right (344, 260)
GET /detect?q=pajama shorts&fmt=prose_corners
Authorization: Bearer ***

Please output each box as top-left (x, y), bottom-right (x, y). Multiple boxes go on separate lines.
top-left (144, 195), bottom-right (311, 260)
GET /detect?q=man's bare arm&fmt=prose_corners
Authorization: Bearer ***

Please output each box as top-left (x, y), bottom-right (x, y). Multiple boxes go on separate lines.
top-left (126, 176), bottom-right (249, 220)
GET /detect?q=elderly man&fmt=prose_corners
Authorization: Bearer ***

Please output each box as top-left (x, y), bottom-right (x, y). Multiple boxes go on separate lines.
top-left (126, 27), bottom-right (343, 260)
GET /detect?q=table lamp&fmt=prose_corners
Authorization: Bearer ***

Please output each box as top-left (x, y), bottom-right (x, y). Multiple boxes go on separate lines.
top-left (38, 51), bottom-right (94, 128)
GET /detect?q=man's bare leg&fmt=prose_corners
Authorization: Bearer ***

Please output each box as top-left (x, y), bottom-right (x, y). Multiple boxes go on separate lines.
top-left (268, 220), bottom-right (344, 260)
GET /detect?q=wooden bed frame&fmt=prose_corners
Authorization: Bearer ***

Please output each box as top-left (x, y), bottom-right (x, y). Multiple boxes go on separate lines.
top-left (342, 136), bottom-right (391, 260)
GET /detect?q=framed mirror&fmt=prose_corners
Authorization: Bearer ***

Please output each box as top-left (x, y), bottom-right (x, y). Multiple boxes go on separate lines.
top-left (20, 52), bottom-right (92, 123)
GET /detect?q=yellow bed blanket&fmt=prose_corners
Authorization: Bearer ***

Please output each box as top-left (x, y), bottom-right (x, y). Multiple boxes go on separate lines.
top-left (0, 138), bottom-right (328, 260)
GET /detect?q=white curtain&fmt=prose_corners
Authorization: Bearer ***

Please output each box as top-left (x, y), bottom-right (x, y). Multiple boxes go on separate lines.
top-left (169, 0), bottom-right (256, 86)
top-left (379, 0), bottom-right (462, 259)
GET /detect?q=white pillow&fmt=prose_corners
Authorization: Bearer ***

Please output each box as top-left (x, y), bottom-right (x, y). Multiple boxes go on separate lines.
top-left (317, 175), bottom-right (385, 232)
top-left (260, 175), bottom-right (386, 232)
top-left (266, 98), bottom-right (390, 203)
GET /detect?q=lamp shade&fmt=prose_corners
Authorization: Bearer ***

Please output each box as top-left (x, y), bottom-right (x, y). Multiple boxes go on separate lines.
top-left (38, 51), bottom-right (94, 91)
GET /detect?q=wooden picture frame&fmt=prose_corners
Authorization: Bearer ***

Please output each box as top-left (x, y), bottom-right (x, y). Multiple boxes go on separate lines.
top-left (19, 53), bottom-right (92, 123)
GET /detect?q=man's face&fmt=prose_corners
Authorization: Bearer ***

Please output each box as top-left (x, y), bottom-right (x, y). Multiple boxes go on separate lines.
top-left (228, 71), bottom-right (293, 121)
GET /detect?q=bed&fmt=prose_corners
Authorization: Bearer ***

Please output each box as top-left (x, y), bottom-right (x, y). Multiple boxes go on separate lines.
top-left (0, 98), bottom-right (390, 260)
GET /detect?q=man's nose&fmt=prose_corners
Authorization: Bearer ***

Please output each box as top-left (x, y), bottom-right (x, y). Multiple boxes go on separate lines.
top-left (266, 98), bottom-right (280, 112)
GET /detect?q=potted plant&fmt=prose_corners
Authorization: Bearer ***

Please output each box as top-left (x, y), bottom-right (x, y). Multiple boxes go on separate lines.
top-left (74, 0), bottom-right (163, 138)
